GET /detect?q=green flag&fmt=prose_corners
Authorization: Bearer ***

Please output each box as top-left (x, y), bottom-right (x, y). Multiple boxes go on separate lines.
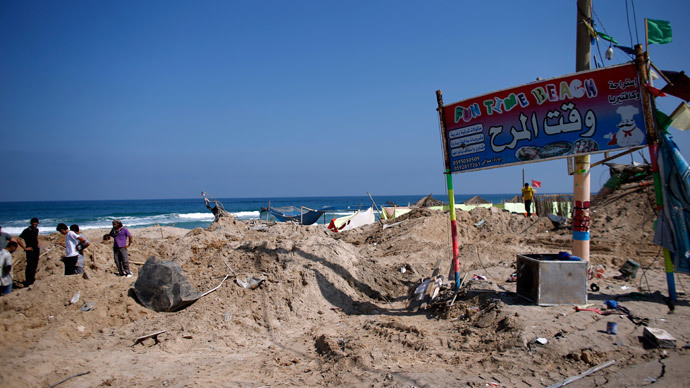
top-left (647, 19), bottom-right (672, 44)
top-left (596, 31), bottom-right (618, 45)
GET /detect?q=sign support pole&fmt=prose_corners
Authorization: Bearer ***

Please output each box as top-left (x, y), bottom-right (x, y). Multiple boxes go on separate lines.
top-left (573, 0), bottom-right (592, 262)
top-left (436, 90), bottom-right (461, 289)
top-left (634, 44), bottom-right (677, 302)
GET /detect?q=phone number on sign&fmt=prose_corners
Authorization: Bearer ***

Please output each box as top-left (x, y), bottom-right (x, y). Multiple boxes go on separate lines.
top-left (452, 156), bottom-right (480, 171)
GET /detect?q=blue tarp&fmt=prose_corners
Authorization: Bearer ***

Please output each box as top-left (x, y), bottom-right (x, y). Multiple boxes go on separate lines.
top-left (654, 132), bottom-right (690, 273)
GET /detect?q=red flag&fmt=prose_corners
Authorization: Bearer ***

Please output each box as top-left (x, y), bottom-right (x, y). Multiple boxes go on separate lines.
top-left (645, 83), bottom-right (667, 97)
top-left (531, 180), bottom-right (542, 188)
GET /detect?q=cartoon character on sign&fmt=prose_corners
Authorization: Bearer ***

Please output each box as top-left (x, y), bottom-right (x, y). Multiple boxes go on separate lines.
top-left (605, 105), bottom-right (645, 148)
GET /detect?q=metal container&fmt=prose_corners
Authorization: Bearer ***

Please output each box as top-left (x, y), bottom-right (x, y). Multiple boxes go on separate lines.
top-left (606, 321), bottom-right (618, 334)
top-left (516, 254), bottom-right (588, 306)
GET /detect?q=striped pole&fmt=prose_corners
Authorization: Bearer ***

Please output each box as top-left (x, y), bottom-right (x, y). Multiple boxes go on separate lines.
top-left (437, 90), bottom-right (462, 289)
top-left (446, 170), bottom-right (460, 289)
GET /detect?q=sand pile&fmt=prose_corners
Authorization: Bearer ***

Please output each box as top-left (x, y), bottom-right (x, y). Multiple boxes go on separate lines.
top-left (1, 185), bottom-right (689, 387)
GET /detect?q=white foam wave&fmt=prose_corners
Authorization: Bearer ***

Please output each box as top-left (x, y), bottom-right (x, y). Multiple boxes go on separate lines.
top-left (1, 227), bottom-right (25, 235)
top-left (232, 211), bottom-right (260, 219)
top-left (178, 212), bottom-right (215, 220)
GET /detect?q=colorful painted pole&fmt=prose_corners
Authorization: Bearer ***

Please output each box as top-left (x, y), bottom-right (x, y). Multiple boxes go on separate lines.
top-left (436, 90), bottom-right (461, 289)
top-left (573, 0), bottom-right (592, 262)
top-left (446, 169), bottom-right (461, 289)
top-left (635, 44), bottom-right (677, 302)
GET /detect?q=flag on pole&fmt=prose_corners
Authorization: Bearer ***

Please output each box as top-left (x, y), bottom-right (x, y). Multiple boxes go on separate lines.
top-left (670, 103), bottom-right (690, 131)
top-left (660, 70), bottom-right (690, 102)
top-left (647, 19), bottom-right (672, 44)
top-left (645, 84), bottom-right (667, 97)
top-left (531, 180), bottom-right (542, 188)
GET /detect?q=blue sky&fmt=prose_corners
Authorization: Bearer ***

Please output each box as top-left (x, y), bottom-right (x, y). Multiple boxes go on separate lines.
top-left (1, 0), bottom-right (688, 201)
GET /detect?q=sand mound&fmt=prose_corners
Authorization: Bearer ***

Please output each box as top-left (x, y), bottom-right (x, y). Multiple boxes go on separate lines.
top-left (1, 186), bottom-right (688, 387)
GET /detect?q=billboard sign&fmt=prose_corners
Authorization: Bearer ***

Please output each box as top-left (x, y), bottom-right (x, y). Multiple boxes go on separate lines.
top-left (440, 63), bottom-right (646, 173)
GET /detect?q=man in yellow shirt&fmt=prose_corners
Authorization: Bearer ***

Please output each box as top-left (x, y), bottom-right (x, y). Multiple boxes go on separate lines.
top-left (522, 183), bottom-right (536, 217)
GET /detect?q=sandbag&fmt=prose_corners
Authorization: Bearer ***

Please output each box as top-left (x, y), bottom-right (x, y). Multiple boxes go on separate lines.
top-left (133, 256), bottom-right (201, 312)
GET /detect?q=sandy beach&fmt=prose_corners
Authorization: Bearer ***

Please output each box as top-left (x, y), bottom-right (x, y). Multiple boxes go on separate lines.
top-left (1, 185), bottom-right (688, 387)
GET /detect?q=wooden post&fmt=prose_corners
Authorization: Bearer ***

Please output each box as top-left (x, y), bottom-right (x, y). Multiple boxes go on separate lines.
top-left (634, 44), bottom-right (677, 302)
top-left (436, 90), bottom-right (461, 289)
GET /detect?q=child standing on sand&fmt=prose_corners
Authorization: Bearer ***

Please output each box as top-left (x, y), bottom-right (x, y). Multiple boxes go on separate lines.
top-left (56, 223), bottom-right (87, 275)
top-left (70, 224), bottom-right (90, 276)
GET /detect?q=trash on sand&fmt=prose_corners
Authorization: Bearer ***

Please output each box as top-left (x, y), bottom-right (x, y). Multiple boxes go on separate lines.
top-left (546, 360), bottom-right (616, 388)
top-left (606, 321), bottom-right (618, 335)
top-left (473, 274), bottom-right (488, 281)
top-left (81, 302), bottom-right (95, 312)
top-left (506, 272), bottom-right (517, 282)
top-left (134, 330), bottom-right (166, 346)
top-left (236, 275), bottom-right (266, 289)
top-left (587, 264), bottom-right (606, 279)
top-left (643, 327), bottom-right (676, 348)
top-left (618, 259), bottom-right (640, 279)
top-left (474, 219), bottom-right (486, 228)
top-left (399, 267), bottom-right (407, 274)
top-left (70, 291), bottom-right (81, 305)
top-left (533, 337), bottom-right (548, 345)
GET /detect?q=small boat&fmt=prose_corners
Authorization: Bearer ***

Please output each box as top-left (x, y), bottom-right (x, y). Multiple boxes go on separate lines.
top-left (262, 205), bottom-right (333, 225)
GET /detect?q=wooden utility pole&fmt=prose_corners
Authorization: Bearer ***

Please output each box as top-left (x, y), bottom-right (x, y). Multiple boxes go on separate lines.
top-left (573, 0), bottom-right (592, 261)
top-left (436, 90), bottom-right (461, 289)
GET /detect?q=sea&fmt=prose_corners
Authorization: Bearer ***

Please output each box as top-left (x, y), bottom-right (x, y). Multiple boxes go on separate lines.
top-left (0, 194), bottom-right (520, 235)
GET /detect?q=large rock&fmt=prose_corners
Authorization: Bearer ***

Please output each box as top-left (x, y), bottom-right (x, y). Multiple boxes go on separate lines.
top-left (133, 256), bottom-right (202, 312)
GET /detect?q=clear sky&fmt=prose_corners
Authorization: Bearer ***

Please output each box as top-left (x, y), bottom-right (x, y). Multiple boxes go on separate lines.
top-left (1, 1), bottom-right (688, 201)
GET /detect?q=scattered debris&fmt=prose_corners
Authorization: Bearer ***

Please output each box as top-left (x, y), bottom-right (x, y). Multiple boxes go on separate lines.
top-left (606, 321), bottom-right (618, 335)
top-left (533, 337), bottom-right (548, 345)
top-left (615, 259), bottom-right (640, 280)
top-left (69, 291), bottom-right (80, 305)
top-left (236, 275), bottom-right (266, 289)
top-left (547, 213), bottom-right (568, 229)
top-left (48, 371), bottom-right (90, 388)
top-left (546, 360), bottom-right (616, 388)
top-left (134, 330), bottom-right (166, 346)
top-left (81, 302), bottom-right (95, 312)
top-left (643, 327), bottom-right (676, 349)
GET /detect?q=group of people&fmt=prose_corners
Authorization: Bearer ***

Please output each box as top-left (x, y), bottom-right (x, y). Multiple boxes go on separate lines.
top-left (0, 218), bottom-right (134, 296)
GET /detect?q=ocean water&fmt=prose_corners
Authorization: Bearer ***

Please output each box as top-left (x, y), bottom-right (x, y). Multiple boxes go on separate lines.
top-left (0, 194), bottom-right (521, 235)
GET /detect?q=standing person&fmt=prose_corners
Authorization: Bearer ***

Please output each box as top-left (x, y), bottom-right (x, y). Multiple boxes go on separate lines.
top-left (0, 241), bottom-right (18, 295)
top-left (0, 226), bottom-right (16, 250)
top-left (103, 220), bottom-right (133, 278)
top-left (522, 182), bottom-right (536, 217)
top-left (70, 225), bottom-right (90, 276)
top-left (18, 218), bottom-right (40, 286)
top-left (56, 223), bottom-right (86, 275)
